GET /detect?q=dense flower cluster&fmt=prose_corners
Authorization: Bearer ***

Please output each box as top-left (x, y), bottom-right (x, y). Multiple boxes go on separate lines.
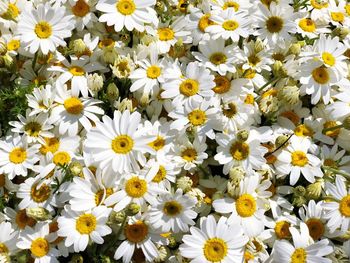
top-left (0, 0), bottom-right (349, 262)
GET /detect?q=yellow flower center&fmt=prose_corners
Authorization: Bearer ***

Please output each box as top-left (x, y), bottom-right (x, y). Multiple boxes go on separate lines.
top-left (223, 1), bottom-right (240, 11)
top-left (95, 188), bottom-right (113, 205)
top-left (310, 0), bottom-right (328, 9)
top-left (98, 38), bottom-right (115, 49)
top-left (339, 195), bottom-right (350, 217)
top-left (125, 177), bottom-right (147, 198)
top-left (244, 68), bottom-right (256, 79)
top-left (272, 52), bottom-right (285, 61)
top-left (1, 3), bottom-right (19, 20)
top-left (116, 0), bottom-right (136, 15)
top-left (7, 39), bottom-right (20, 51)
top-left (323, 121), bottom-right (340, 138)
top-left (34, 21), bottom-right (52, 39)
top-left (163, 200), bottom-right (183, 216)
top-left (39, 137), bottom-right (60, 155)
top-left (148, 136), bottom-right (165, 151)
top-left (209, 52), bottom-right (227, 65)
top-left (72, 0), bottom-right (90, 17)
top-left (181, 148), bottom-right (197, 162)
top-left (16, 209), bottom-right (36, 230)
top-left (124, 221), bottom-right (148, 243)
top-left (244, 251), bottom-right (255, 262)
top-left (322, 52), bottom-right (335, 66)
top-left (53, 151), bottom-right (71, 166)
top-left (24, 122), bottom-right (42, 137)
top-left (298, 18), bottom-right (316, 32)
top-left (198, 14), bottom-right (215, 32)
top-left (152, 165), bottom-right (167, 183)
top-left (179, 79), bottom-right (199, 97)
top-left (312, 67), bottom-right (329, 84)
top-left (291, 248), bottom-right (307, 263)
top-left (0, 243), bottom-right (8, 254)
top-left (158, 28), bottom-right (175, 41)
top-left (111, 135), bottom-right (134, 154)
top-left (294, 124), bottom-right (314, 137)
top-left (230, 141), bottom-right (249, 161)
top-left (222, 103), bottom-right (237, 118)
top-left (31, 183), bottom-right (51, 203)
top-left (30, 238), bottom-right (49, 258)
top-left (69, 66), bottom-right (85, 76)
top-left (323, 158), bottom-right (338, 168)
top-left (280, 111), bottom-right (300, 126)
top-left (306, 218), bottom-right (324, 240)
top-left (331, 12), bottom-right (344, 22)
top-left (188, 109), bottom-right (207, 126)
top-left (222, 20), bottom-right (239, 31)
top-left (236, 194), bottom-right (256, 217)
top-left (203, 238), bottom-right (228, 262)
top-left (9, 148), bottom-right (27, 164)
top-left (245, 94), bottom-right (255, 104)
top-left (345, 4), bottom-right (350, 15)
top-left (76, 214), bottom-right (97, 234)
top-left (213, 75), bottom-right (230, 94)
top-left (248, 54), bottom-right (261, 66)
top-left (266, 16), bottom-right (284, 33)
top-left (146, 65), bottom-right (161, 79)
top-left (291, 151), bottom-right (308, 167)
top-left (274, 221), bottom-right (291, 239)
top-left (64, 97), bottom-right (83, 115)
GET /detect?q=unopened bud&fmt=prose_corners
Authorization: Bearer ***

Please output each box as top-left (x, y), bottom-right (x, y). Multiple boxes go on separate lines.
top-left (87, 73), bottom-right (104, 93)
top-left (125, 203), bottom-right (140, 216)
top-left (229, 166), bottom-right (245, 182)
top-left (176, 176), bottom-right (193, 192)
top-left (275, 135), bottom-right (290, 149)
top-left (236, 130), bottom-right (249, 142)
top-left (306, 179), bottom-right (324, 199)
top-left (26, 207), bottom-right (52, 221)
top-left (289, 43), bottom-right (301, 56)
top-left (69, 161), bottom-right (83, 177)
top-left (107, 83), bottom-right (119, 101)
top-left (72, 39), bottom-right (87, 54)
top-left (254, 39), bottom-right (264, 53)
top-left (278, 85), bottom-right (300, 105)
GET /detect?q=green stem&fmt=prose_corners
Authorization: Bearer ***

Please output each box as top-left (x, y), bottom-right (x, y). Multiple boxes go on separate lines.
top-left (102, 215), bottom-right (128, 254)
top-left (322, 124), bottom-right (343, 134)
top-left (257, 76), bottom-right (281, 93)
top-left (322, 166), bottom-right (350, 179)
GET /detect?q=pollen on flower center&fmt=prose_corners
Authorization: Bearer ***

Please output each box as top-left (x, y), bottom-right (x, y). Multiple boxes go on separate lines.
top-left (40, 137), bottom-right (60, 155)
top-left (198, 14), bottom-right (215, 32)
top-left (9, 147), bottom-right (27, 164)
top-left (76, 214), bottom-right (97, 234)
top-left (158, 28), bottom-right (175, 41)
top-left (290, 248), bottom-right (307, 263)
top-left (30, 238), bottom-right (49, 258)
top-left (148, 136), bottom-right (165, 151)
top-left (209, 52), bottom-right (227, 65)
top-left (230, 141), bottom-right (249, 161)
top-left (331, 12), bottom-right (344, 22)
top-left (213, 75), bottom-right (230, 94)
top-left (188, 109), bottom-right (207, 126)
top-left (294, 124), bottom-right (314, 137)
top-left (95, 188), bottom-right (113, 205)
top-left (1, 3), bottom-right (19, 20)
top-left (291, 151), bottom-right (308, 167)
top-left (72, 0), bottom-right (90, 17)
top-left (298, 18), bottom-right (316, 32)
top-left (69, 66), bottom-right (85, 76)
top-left (64, 97), bottom-right (84, 115)
top-left (274, 221), bottom-right (291, 239)
top-left (306, 218), bottom-right (325, 240)
top-left (7, 39), bottom-right (20, 51)
top-left (24, 122), bottom-right (42, 137)
top-left (111, 135), bottom-right (134, 154)
top-left (179, 79), bottom-right (199, 97)
top-left (152, 165), bottom-right (167, 183)
top-left (311, 0), bottom-right (328, 9)
top-left (222, 20), bottom-right (239, 31)
top-left (203, 238), bottom-right (228, 262)
top-left (223, 1), bottom-right (239, 11)
top-left (31, 183), bottom-right (51, 203)
top-left (181, 148), bottom-right (197, 162)
top-left (235, 194), bottom-right (257, 217)
top-left (312, 67), bottom-right (329, 84)
top-left (339, 195), bottom-right (350, 217)
top-left (116, 0), bottom-right (136, 15)
top-left (266, 16), bottom-right (284, 33)
top-left (0, 243), bottom-right (8, 254)
top-left (322, 52), bottom-right (335, 66)
top-left (34, 21), bottom-right (52, 39)
top-left (146, 65), bottom-right (161, 79)
top-left (163, 200), bottom-right (183, 216)
top-left (124, 221), bottom-right (148, 243)
top-left (323, 121), bottom-right (340, 138)
top-left (125, 177), bottom-right (147, 198)
top-left (53, 151), bottom-right (71, 166)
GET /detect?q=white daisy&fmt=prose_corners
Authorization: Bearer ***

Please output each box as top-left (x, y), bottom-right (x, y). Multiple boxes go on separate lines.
top-left (68, 0), bottom-right (98, 31)
top-left (0, 221), bottom-right (18, 256)
top-left (26, 85), bottom-right (56, 116)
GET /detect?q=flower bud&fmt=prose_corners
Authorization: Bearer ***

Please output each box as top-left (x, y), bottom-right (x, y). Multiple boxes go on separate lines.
top-left (69, 161), bottom-right (83, 177)
top-left (275, 135), bottom-right (290, 149)
top-left (125, 203), bottom-right (140, 216)
top-left (236, 130), bottom-right (249, 142)
top-left (278, 85), bottom-right (300, 105)
top-left (229, 166), bottom-right (245, 183)
top-left (107, 83), bottom-right (119, 101)
top-left (289, 43), bottom-right (301, 56)
top-left (26, 207), bottom-right (52, 221)
top-left (176, 176), bottom-right (193, 192)
top-left (306, 179), bottom-right (324, 199)
top-left (254, 39), bottom-right (264, 53)
top-left (72, 39), bottom-right (87, 55)
top-left (0, 41), bottom-right (7, 56)
top-left (87, 73), bottom-right (104, 93)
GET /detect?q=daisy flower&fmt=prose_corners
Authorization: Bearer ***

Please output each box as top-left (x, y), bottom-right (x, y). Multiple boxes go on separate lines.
top-left (104, 164), bottom-right (164, 211)
top-left (17, 222), bottom-right (60, 263)
top-left (323, 175), bottom-right (350, 233)
top-left (193, 38), bottom-right (237, 75)
top-left (49, 84), bottom-right (104, 136)
top-left (84, 110), bottom-right (155, 173)
top-left (0, 134), bottom-right (39, 179)
top-left (97, 0), bottom-right (157, 32)
top-left (148, 188), bottom-right (197, 233)
top-left (211, 0), bottom-right (252, 12)
top-left (214, 129), bottom-right (268, 174)
top-left (57, 205), bottom-right (112, 252)
top-left (179, 215), bottom-right (249, 263)
top-left (273, 223), bottom-right (333, 263)
top-left (26, 85), bottom-right (56, 116)
top-left (275, 136), bottom-right (323, 185)
top-left (68, 0), bottom-right (98, 31)
top-left (205, 8), bottom-right (251, 42)
top-left (0, 221), bottom-right (18, 257)
top-left (161, 61), bottom-right (215, 107)
top-left (17, 3), bottom-right (74, 54)
top-left (328, 90), bottom-right (350, 122)
top-left (187, 4), bottom-right (213, 45)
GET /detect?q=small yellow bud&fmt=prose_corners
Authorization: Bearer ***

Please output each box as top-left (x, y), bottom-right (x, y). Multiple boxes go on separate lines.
top-left (26, 207), bottom-right (52, 221)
